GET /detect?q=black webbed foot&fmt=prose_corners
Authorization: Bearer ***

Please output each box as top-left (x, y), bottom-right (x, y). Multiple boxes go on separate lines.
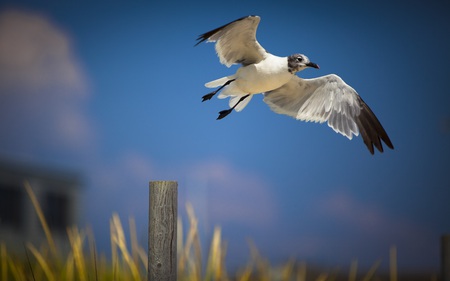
top-left (216, 94), bottom-right (250, 120)
top-left (217, 108), bottom-right (233, 120)
top-left (202, 92), bottom-right (216, 102)
top-left (201, 79), bottom-right (236, 102)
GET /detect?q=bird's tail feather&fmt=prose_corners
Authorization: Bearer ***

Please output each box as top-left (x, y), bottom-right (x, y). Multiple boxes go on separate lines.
top-left (205, 75), bottom-right (236, 88)
top-left (229, 95), bottom-right (253, 112)
top-left (205, 75), bottom-right (252, 111)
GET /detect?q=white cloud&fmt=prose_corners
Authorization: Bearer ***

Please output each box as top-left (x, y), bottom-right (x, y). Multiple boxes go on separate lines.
top-left (85, 155), bottom-right (279, 230)
top-left (269, 191), bottom-right (437, 266)
top-left (0, 10), bottom-right (87, 96)
top-left (317, 191), bottom-right (435, 249)
top-left (0, 9), bottom-right (94, 158)
top-left (318, 192), bottom-right (384, 232)
top-left (85, 152), bottom-right (155, 216)
top-left (185, 160), bottom-right (279, 228)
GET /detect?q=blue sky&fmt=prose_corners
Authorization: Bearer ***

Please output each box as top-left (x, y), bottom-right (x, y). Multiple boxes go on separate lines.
top-left (1, 0), bottom-right (449, 273)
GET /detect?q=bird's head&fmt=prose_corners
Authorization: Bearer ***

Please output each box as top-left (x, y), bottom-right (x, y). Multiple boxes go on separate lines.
top-left (288, 54), bottom-right (320, 73)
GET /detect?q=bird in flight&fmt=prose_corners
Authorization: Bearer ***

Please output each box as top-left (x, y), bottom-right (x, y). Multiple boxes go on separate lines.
top-left (196, 15), bottom-right (393, 154)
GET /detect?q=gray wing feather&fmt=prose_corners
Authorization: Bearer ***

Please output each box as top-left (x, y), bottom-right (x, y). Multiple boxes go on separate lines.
top-left (263, 75), bottom-right (393, 154)
top-left (196, 15), bottom-right (267, 67)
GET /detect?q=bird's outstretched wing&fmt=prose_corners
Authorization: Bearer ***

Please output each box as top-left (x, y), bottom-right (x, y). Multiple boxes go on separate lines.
top-left (263, 75), bottom-right (394, 154)
top-left (195, 15), bottom-right (267, 67)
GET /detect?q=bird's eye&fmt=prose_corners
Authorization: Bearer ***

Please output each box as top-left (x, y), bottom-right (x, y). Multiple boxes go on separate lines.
top-left (297, 57), bottom-right (303, 62)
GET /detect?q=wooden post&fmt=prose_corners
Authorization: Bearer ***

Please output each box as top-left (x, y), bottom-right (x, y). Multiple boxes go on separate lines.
top-left (148, 181), bottom-right (177, 281)
top-left (443, 234), bottom-right (450, 281)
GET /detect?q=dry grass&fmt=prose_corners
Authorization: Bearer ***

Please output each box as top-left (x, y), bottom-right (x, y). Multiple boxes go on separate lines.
top-left (0, 182), bottom-right (433, 281)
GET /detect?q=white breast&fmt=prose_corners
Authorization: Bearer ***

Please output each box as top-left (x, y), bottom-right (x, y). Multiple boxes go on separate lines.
top-left (235, 54), bottom-right (293, 94)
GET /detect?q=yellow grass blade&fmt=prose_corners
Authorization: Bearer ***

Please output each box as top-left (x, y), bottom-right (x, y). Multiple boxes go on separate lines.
top-left (361, 259), bottom-right (381, 281)
top-left (129, 217), bottom-right (139, 266)
top-left (390, 245), bottom-right (397, 281)
top-left (348, 259), bottom-right (358, 281)
top-left (248, 239), bottom-right (270, 281)
top-left (281, 259), bottom-right (295, 281)
top-left (205, 226), bottom-right (223, 280)
top-left (237, 261), bottom-right (253, 281)
top-left (111, 213), bottom-right (141, 281)
top-left (67, 227), bottom-right (87, 281)
top-left (24, 181), bottom-right (58, 259)
top-left (296, 261), bottom-right (306, 281)
top-left (1, 243), bottom-right (7, 281)
top-left (220, 240), bottom-right (229, 280)
top-left (110, 217), bottom-right (119, 279)
top-left (315, 273), bottom-right (328, 281)
top-left (86, 226), bottom-right (98, 281)
top-left (182, 202), bottom-right (202, 281)
top-left (27, 243), bottom-right (55, 281)
top-left (7, 257), bottom-right (26, 281)
top-left (136, 245), bottom-right (148, 274)
top-left (129, 216), bottom-right (148, 275)
top-left (63, 253), bottom-right (75, 281)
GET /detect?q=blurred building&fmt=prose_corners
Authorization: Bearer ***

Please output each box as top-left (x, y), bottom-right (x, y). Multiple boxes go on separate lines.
top-left (0, 160), bottom-right (81, 254)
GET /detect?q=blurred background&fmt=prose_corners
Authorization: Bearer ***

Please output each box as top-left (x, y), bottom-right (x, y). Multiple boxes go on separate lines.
top-left (0, 0), bottom-right (449, 275)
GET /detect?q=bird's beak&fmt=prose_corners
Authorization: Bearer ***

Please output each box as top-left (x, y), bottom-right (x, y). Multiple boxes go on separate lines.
top-left (307, 62), bottom-right (320, 69)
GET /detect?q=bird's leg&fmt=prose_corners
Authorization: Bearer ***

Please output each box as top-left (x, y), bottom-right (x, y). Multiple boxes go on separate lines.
top-left (202, 79), bottom-right (236, 102)
top-left (217, 94), bottom-right (250, 120)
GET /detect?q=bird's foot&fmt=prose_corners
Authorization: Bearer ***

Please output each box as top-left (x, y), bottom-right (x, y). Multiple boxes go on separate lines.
top-left (202, 92), bottom-right (216, 102)
top-left (202, 79), bottom-right (236, 102)
top-left (217, 108), bottom-right (233, 120)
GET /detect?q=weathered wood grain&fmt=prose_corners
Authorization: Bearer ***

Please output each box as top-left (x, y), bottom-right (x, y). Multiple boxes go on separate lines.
top-left (148, 181), bottom-right (177, 281)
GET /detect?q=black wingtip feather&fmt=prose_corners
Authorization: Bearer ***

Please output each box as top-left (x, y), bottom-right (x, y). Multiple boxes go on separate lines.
top-left (356, 97), bottom-right (394, 155)
top-left (195, 15), bottom-right (256, 47)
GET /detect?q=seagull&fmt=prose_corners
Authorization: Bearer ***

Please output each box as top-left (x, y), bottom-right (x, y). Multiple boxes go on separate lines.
top-left (196, 15), bottom-right (393, 154)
